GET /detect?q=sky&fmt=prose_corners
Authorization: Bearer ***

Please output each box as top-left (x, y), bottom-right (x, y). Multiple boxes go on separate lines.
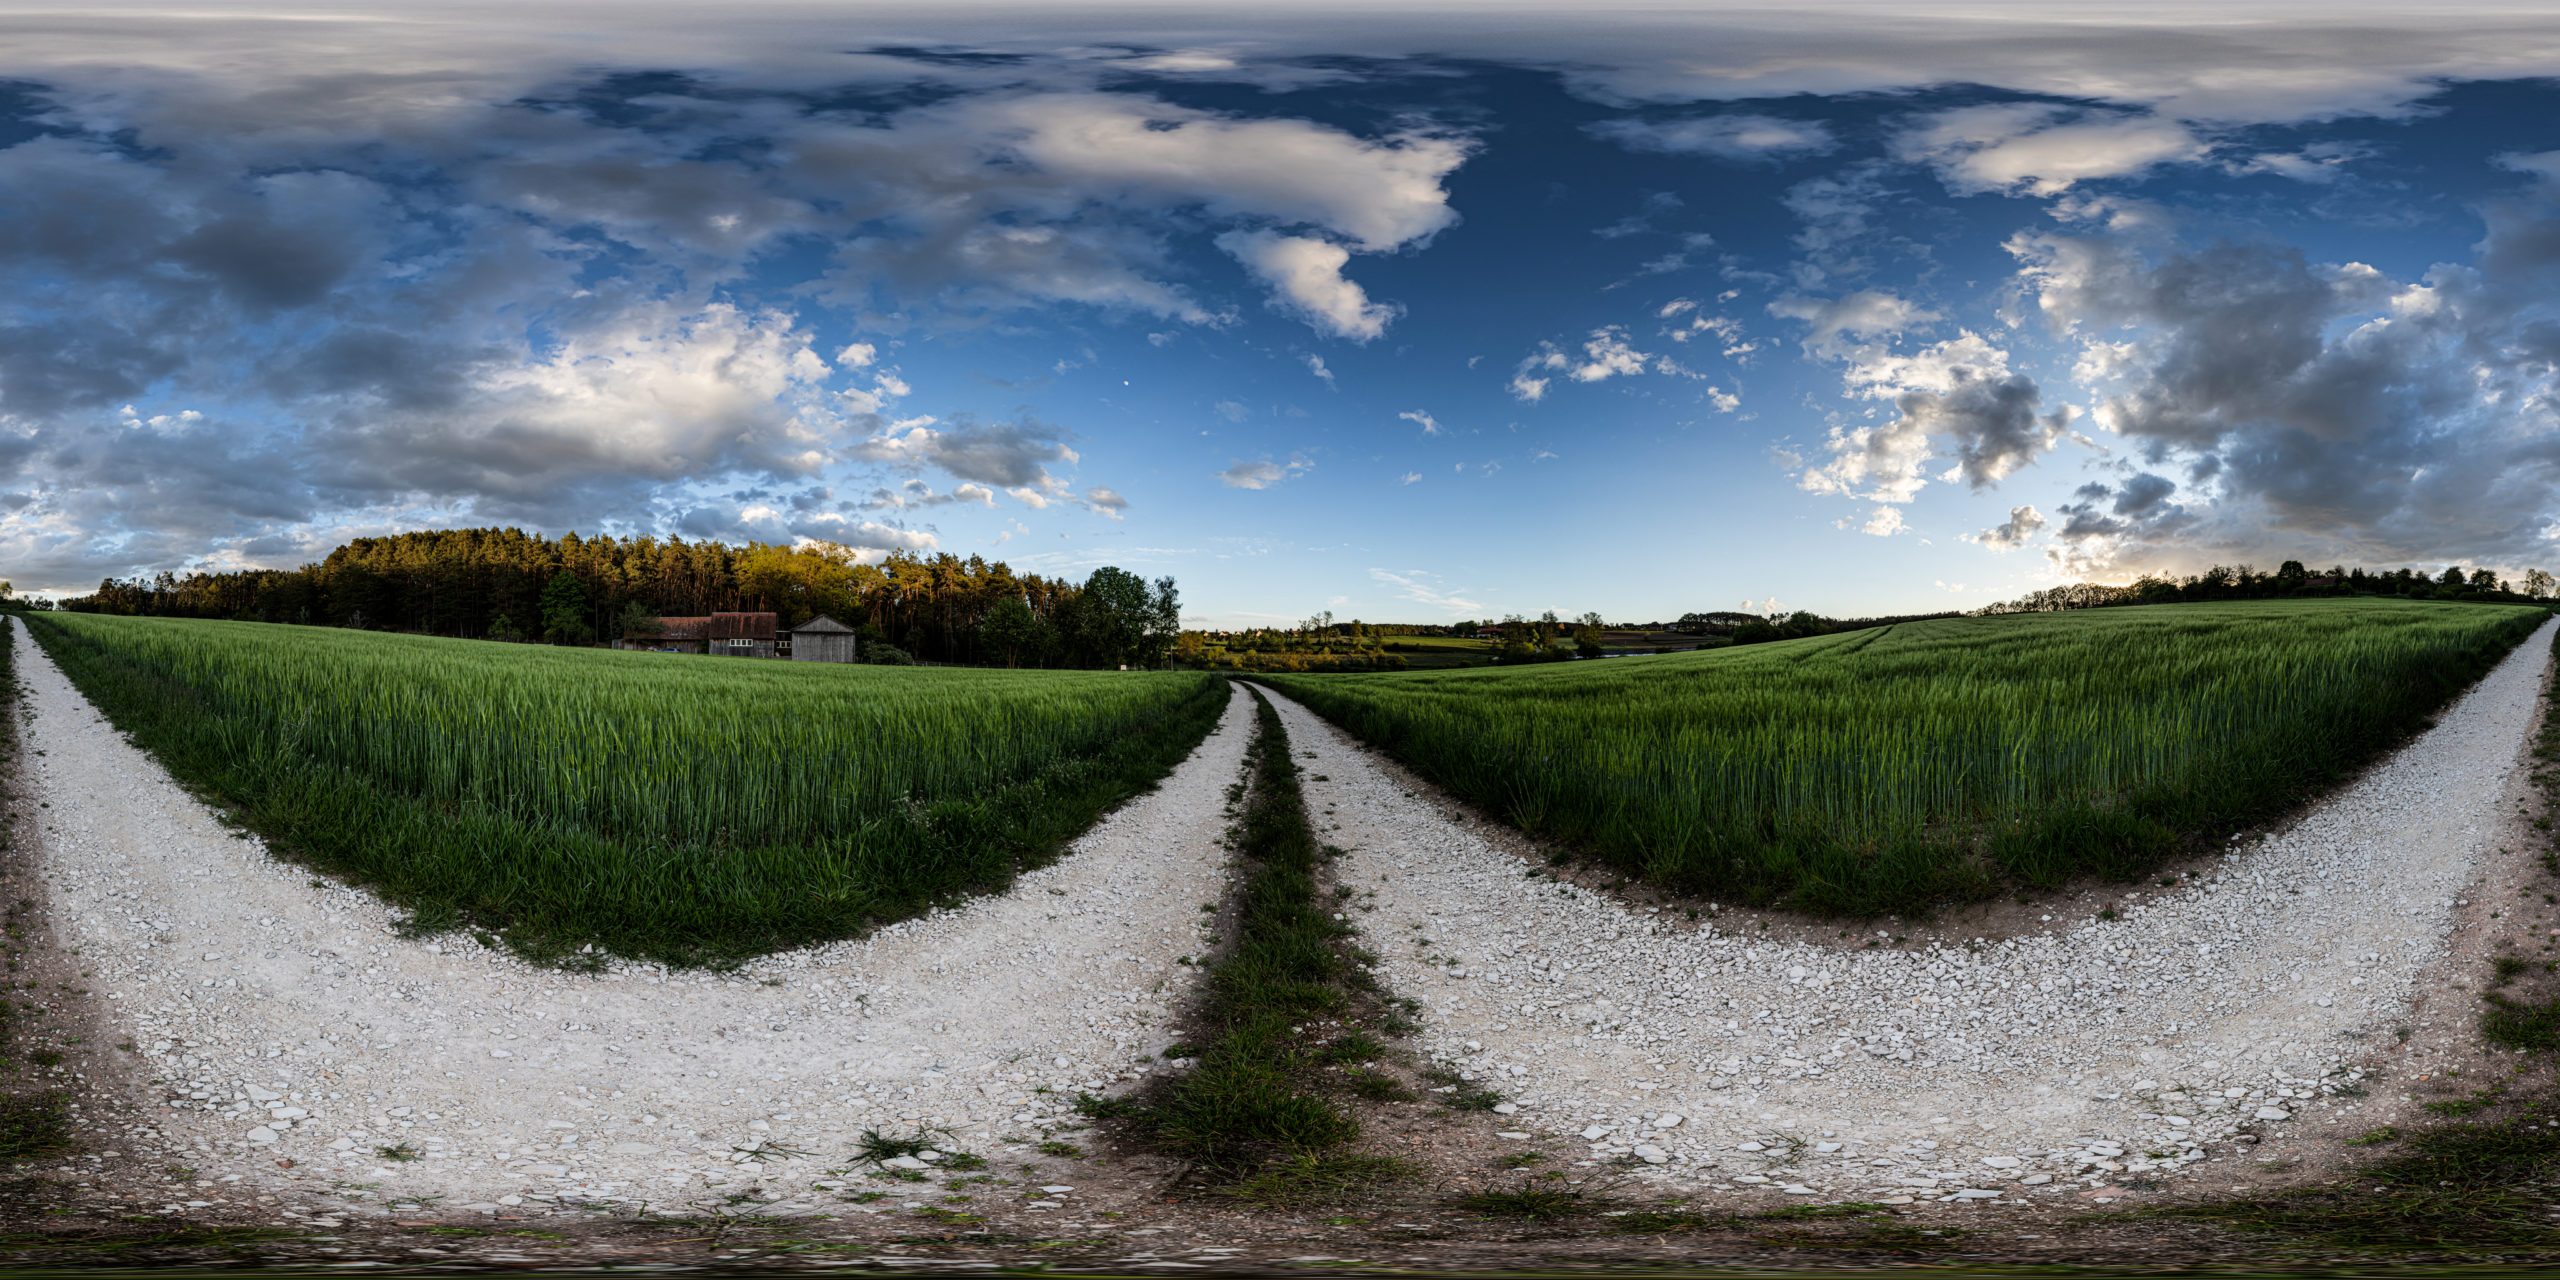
top-left (7, 2), bottom-right (2560, 625)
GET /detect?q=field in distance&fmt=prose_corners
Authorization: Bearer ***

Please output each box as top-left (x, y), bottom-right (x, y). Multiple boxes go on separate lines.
top-left (26, 615), bottom-right (1227, 966)
top-left (1263, 599), bottom-right (2550, 916)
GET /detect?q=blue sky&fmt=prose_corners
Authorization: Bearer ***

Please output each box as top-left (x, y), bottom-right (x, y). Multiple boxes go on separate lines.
top-left (8, 2), bottom-right (2560, 625)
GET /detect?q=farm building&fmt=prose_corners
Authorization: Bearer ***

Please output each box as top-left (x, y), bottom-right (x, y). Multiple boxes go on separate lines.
top-left (621, 611), bottom-right (779, 657)
top-left (621, 615), bottom-right (709, 654)
top-left (791, 614), bottom-right (859, 663)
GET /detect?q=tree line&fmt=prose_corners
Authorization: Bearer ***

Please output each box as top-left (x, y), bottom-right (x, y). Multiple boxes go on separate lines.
top-left (46, 528), bottom-right (1181, 669)
top-left (1979, 561), bottom-right (2555, 615)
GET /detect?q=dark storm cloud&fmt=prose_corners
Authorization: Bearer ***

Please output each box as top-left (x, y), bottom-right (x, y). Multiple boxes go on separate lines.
top-left (2014, 179), bottom-right (2560, 566)
top-left (1897, 369), bottom-right (2069, 491)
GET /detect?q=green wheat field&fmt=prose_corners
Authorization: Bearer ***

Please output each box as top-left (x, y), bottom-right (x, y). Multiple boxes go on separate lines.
top-left (1264, 599), bottom-right (2549, 914)
top-left (26, 614), bottom-right (1227, 966)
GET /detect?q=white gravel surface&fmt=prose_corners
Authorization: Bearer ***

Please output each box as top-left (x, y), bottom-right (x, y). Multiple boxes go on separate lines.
top-left (1256, 616), bottom-right (2555, 1204)
top-left (19, 615), bottom-right (1244, 1216)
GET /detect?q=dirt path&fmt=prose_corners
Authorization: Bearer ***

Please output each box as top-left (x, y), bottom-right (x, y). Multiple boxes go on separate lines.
top-left (15, 615), bottom-right (1245, 1222)
top-left (1252, 616), bottom-right (2556, 1207)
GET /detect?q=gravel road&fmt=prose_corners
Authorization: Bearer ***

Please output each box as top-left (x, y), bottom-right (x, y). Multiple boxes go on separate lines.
top-left (18, 615), bottom-right (1244, 1217)
top-left (1255, 616), bottom-right (2554, 1204)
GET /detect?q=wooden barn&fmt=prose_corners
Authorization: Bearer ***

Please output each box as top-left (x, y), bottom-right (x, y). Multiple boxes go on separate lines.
top-left (621, 615), bottom-right (710, 654)
top-left (707, 611), bottom-right (779, 658)
top-left (621, 611), bottom-right (779, 657)
top-left (790, 614), bottom-right (859, 663)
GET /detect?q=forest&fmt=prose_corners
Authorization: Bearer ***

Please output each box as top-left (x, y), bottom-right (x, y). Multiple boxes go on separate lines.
top-left (48, 528), bottom-right (1180, 669)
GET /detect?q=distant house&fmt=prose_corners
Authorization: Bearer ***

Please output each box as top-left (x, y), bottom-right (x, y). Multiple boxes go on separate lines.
top-left (622, 611), bottom-right (779, 657)
top-left (1471, 626), bottom-right (1503, 640)
top-left (790, 614), bottom-right (859, 663)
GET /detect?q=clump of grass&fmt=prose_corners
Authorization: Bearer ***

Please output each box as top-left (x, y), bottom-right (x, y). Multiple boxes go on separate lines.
top-left (27, 614), bottom-right (1230, 968)
top-left (375, 1143), bottom-right (421, 1163)
top-left (1264, 601), bottom-right (2543, 916)
top-left (1451, 1185), bottom-right (1585, 1220)
top-left (1034, 1140), bottom-right (1083, 1159)
top-left (1753, 1201), bottom-right (1894, 1221)
top-left (1422, 1067), bottom-right (1504, 1112)
top-left (853, 1129), bottom-right (934, 1163)
top-left (1341, 1070), bottom-right (1411, 1102)
top-left (1221, 1153), bottom-right (1418, 1208)
top-left (1322, 1031), bottom-right (1385, 1064)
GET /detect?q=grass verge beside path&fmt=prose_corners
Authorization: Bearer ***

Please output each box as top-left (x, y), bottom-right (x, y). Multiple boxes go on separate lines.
top-left (1267, 600), bottom-right (2548, 917)
top-left (1130, 684), bottom-right (1414, 1202)
top-left (0, 618), bottom-right (74, 1164)
top-left (24, 615), bottom-right (1228, 969)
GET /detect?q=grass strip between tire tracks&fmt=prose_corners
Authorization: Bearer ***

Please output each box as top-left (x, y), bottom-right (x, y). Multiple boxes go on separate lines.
top-left (1128, 684), bottom-right (1415, 1201)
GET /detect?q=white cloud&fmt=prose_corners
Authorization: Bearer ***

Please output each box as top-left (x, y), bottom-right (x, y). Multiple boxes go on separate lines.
top-left (1370, 567), bottom-right (1481, 615)
top-left (2236, 141), bottom-right (2372, 184)
top-left (787, 511), bottom-right (939, 552)
top-left (1305, 354), bottom-right (1337, 387)
top-left (849, 413), bottom-right (1082, 495)
top-left (1856, 505), bottom-right (1907, 536)
top-left (973, 93), bottom-right (1466, 253)
top-left (1795, 329), bottom-right (2068, 505)
top-left (1084, 485), bottom-right (1129, 517)
top-left (1217, 457), bottom-right (1311, 489)
top-left (1895, 104), bottom-right (2210, 197)
top-left (1768, 290), bottom-right (1939, 359)
top-left (1508, 325), bottom-right (1663, 399)
top-left (864, 478), bottom-right (998, 510)
top-left (1113, 49), bottom-right (1241, 73)
top-left (1570, 327), bottom-right (1650, 381)
top-left (1399, 471), bottom-right (1421, 484)
top-left (1589, 113), bottom-right (1836, 161)
top-left (1218, 230), bottom-right (1397, 340)
top-left (1708, 386), bottom-right (1740, 412)
top-left (2499, 148), bottom-right (2560, 185)
top-left (383, 301), bottom-right (839, 501)
top-left (1399, 408), bottom-right (1445, 435)
top-left (1969, 504), bottom-right (2048, 549)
